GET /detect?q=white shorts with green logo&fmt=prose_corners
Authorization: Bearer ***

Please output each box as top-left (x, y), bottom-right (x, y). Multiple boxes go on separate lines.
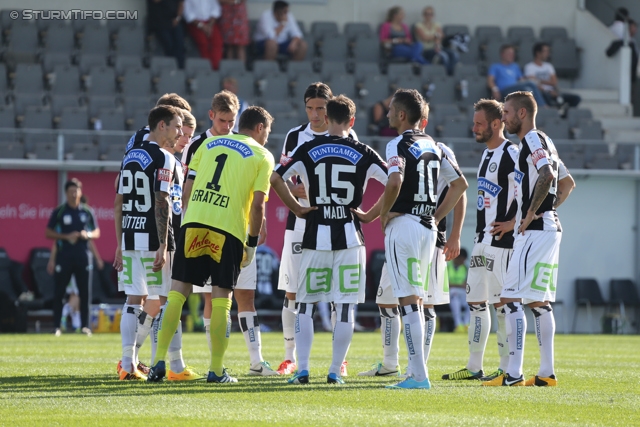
top-left (501, 230), bottom-right (561, 303)
top-left (467, 242), bottom-right (512, 304)
top-left (297, 246), bottom-right (366, 304)
top-left (384, 215), bottom-right (437, 300)
top-left (118, 250), bottom-right (172, 297)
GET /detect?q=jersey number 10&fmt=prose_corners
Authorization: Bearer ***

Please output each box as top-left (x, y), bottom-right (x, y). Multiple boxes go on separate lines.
top-left (415, 159), bottom-right (439, 202)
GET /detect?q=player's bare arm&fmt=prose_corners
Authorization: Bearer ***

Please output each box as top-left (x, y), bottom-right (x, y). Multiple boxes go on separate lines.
top-left (443, 191), bottom-right (467, 261)
top-left (270, 172), bottom-right (316, 218)
top-left (554, 174), bottom-right (575, 209)
top-left (286, 179), bottom-right (307, 199)
top-left (434, 176), bottom-right (468, 225)
top-left (380, 172), bottom-right (403, 232)
top-left (182, 172), bottom-right (193, 211)
top-left (153, 190), bottom-right (170, 272)
top-left (258, 216), bottom-right (267, 246)
top-left (518, 164), bottom-right (553, 234)
top-left (351, 194), bottom-right (384, 224)
top-left (113, 193), bottom-right (124, 272)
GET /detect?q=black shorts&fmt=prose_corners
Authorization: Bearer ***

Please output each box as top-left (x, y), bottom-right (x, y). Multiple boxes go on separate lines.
top-left (171, 223), bottom-right (243, 290)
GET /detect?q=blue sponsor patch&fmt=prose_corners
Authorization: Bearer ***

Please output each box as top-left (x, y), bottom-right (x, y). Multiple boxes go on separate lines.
top-left (477, 177), bottom-right (502, 197)
top-left (122, 149), bottom-right (153, 169)
top-left (408, 139), bottom-right (438, 159)
top-left (477, 195), bottom-right (485, 210)
top-left (125, 134), bottom-right (135, 152)
top-left (308, 143), bottom-right (363, 164)
top-left (514, 169), bottom-right (524, 184)
top-left (170, 183), bottom-right (182, 215)
top-left (206, 138), bottom-right (254, 158)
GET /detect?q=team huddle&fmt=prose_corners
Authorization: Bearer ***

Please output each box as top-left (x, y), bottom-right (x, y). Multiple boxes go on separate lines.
top-left (113, 80), bottom-right (575, 389)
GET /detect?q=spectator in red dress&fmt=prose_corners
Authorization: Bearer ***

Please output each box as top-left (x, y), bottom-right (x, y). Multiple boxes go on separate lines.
top-left (219, 0), bottom-right (249, 63)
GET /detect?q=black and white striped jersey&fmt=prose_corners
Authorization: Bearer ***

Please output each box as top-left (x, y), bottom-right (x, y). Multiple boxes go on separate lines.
top-left (386, 130), bottom-right (462, 230)
top-left (118, 141), bottom-right (178, 251)
top-left (169, 153), bottom-right (185, 250)
top-left (476, 140), bottom-right (519, 248)
top-left (435, 143), bottom-right (460, 249)
top-left (281, 122), bottom-right (358, 232)
top-left (515, 129), bottom-right (562, 232)
top-left (182, 129), bottom-right (215, 166)
top-left (125, 126), bottom-right (150, 153)
top-left (275, 134), bottom-right (387, 250)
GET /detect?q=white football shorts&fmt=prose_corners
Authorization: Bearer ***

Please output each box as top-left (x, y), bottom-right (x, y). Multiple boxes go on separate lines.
top-left (118, 250), bottom-right (172, 297)
top-left (466, 242), bottom-right (512, 304)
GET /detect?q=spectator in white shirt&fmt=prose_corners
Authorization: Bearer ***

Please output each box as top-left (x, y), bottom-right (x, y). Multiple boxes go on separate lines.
top-left (184, 0), bottom-right (224, 70)
top-left (254, 0), bottom-right (307, 61)
top-left (524, 42), bottom-right (581, 108)
top-left (609, 7), bottom-right (630, 40)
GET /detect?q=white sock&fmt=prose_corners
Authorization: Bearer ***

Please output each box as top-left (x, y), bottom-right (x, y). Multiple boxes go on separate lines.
top-left (467, 303), bottom-right (490, 372)
top-left (505, 302), bottom-right (526, 378)
top-left (120, 304), bottom-right (142, 373)
top-left (496, 306), bottom-right (509, 371)
top-left (71, 311), bottom-right (81, 329)
top-left (379, 307), bottom-right (400, 369)
top-left (168, 320), bottom-right (186, 373)
top-left (401, 304), bottom-right (427, 382)
top-left (134, 311), bottom-right (154, 366)
top-left (239, 311), bottom-right (263, 366)
top-left (330, 303), bottom-right (355, 376)
top-left (532, 305), bottom-right (555, 377)
top-left (150, 306), bottom-right (165, 365)
top-left (294, 303), bottom-right (315, 372)
top-left (330, 303), bottom-right (337, 329)
top-left (318, 302), bottom-right (332, 331)
top-left (423, 307), bottom-right (436, 375)
top-left (282, 298), bottom-right (297, 362)
top-left (203, 317), bottom-right (211, 355)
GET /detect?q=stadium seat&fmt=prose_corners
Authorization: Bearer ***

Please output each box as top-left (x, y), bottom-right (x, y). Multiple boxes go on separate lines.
top-left (425, 76), bottom-right (457, 104)
top-left (392, 75), bottom-right (423, 93)
top-left (102, 144), bottom-right (125, 161)
top-left (42, 53), bottom-right (72, 75)
top-left (41, 22), bottom-right (75, 54)
top-left (536, 108), bottom-right (560, 125)
top-left (0, 105), bottom-right (15, 128)
top-left (475, 25), bottom-right (503, 46)
top-left (320, 61), bottom-right (348, 80)
top-left (540, 26), bottom-right (568, 42)
top-left (97, 108), bottom-right (126, 131)
top-left (58, 107), bottom-right (89, 130)
top-left (86, 96), bottom-right (119, 121)
top-left (353, 62), bottom-right (382, 81)
top-left (459, 75), bottom-right (488, 103)
top-left (185, 57), bottom-right (212, 77)
top-left (616, 144), bottom-right (635, 169)
top-left (310, 21), bottom-right (340, 40)
top-left (29, 248), bottom-right (55, 306)
top-left (113, 24), bottom-right (146, 56)
top-left (189, 69), bottom-right (221, 96)
top-left (123, 96), bottom-right (154, 122)
top-left (125, 109), bottom-right (150, 131)
top-left (271, 114), bottom-right (302, 135)
top-left (573, 119), bottom-right (603, 140)
top-left (261, 99), bottom-right (297, 116)
top-left (50, 65), bottom-right (82, 95)
top-left (352, 36), bottom-right (381, 64)
top-left (439, 116), bottom-right (471, 138)
top-left (219, 59), bottom-right (246, 76)
top-left (112, 55), bottom-right (142, 76)
top-left (286, 60), bottom-right (315, 79)
top-left (257, 73), bottom-right (290, 100)
top-left (507, 26), bottom-right (536, 45)
top-left (121, 67), bottom-right (153, 97)
top-left (453, 63), bottom-right (480, 78)
top-left (572, 278), bottom-right (609, 333)
top-left (451, 148), bottom-right (480, 168)
top-left (344, 22), bottom-right (373, 42)
top-left (566, 108), bottom-right (593, 127)
top-left (13, 94), bottom-right (45, 118)
top-left (0, 140), bottom-right (25, 159)
top-left (97, 134), bottom-right (125, 154)
top-left (483, 40), bottom-right (503, 64)
top-left (77, 24), bottom-right (111, 56)
top-left (585, 153), bottom-right (618, 169)
top-left (22, 106), bottom-right (52, 129)
top-left (150, 56), bottom-right (178, 76)
top-left (30, 139), bottom-right (59, 160)
top-left (319, 34), bottom-right (349, 61)
top-left (82, 66), bottom-right (116, 96)
top-left (387, 63), bottom-right (414, 81)
top-left (51, 97), bottom-right (82, 121)
top-left (459, 38), bottom-right (481, 66)
top-left (443, 24), bottom-right (470, 38)
top-left (231, 72), bottom-right (255, 100)
top-left (78, 54), bottom-right (108, 75)
top-left (154, 69), bottom-right (187, 95)
top-left (540, 118), bottom-right (570, 139)
top-left (291, 71), bottom-right (322, 99)
top-left (358, 74), bottom-right (390, 106)
top-left (560, 151), bottom-right (586, 169)
top-left (5, 23), bottom-right (40, 59)
top-left (327, 73), bottom-right (356, 99)
top-left (551, 38), bottom-right (580, 79)
top-left (252, 60), bottom-right (280, 78)
top-left (609, 279), bottom-right (640, 334)
top-left (13, 64), bottom-right (45, 95)
top-left (67, 142), bottom-right (99, 161)
top-left (419, 64), bottom-right (447, 81)
top-left (517, 39), bottom-right (536, 69)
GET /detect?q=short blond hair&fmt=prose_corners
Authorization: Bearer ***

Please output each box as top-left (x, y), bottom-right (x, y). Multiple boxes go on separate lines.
top-left (181, 109), bottom-right (196, 129)
top-left (211, 90), bottom-right (240, 114)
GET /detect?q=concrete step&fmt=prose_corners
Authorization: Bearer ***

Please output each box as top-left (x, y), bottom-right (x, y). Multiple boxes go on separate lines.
top-left (569, 88), bottom-right (619, 102)
top-left (580, 101), bottom-right (632, 118)
top-left (599, 117), bottom-right (640, 130)
top-left (606, 129), bottom-right (640, 143)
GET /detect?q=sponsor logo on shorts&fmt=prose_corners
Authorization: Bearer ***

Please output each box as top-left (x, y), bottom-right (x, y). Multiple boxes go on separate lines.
top-left (466, 284), bottom-right (470, 294)
top-left (306, 268), bottom-right (331, 294)
top-left (291, 242), bottom-right (302, 254)
top-left (158, 168), bottom-right (172, 182)
top-left (489, 162), bottom-right (497, 172)
top-left (485, 258), bottom-right (494, 272)
top-left (531, 262), bottom-right (558, 292)
top-left (185, 228), bottom-right (226, 263)
top-left (469, 256), bottom-right (485, 268)
top-left (339, 264), bottom-right (360, 293)
top-left (405, 324), bottom-right (415, 355)
top-left (377, 285), bottom-right (383, 297)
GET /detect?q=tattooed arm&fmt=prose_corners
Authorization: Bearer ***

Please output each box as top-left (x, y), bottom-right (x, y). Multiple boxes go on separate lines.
top-left (554, 174), bottom-right (575, 209)
top-left (153, 190), bottom-right (170, 272)
top-left (518, 164), bottom-right (553, 234)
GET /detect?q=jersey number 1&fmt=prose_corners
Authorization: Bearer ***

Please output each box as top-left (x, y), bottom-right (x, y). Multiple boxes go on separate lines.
top-left (206, 154), bottom-right (227, 192)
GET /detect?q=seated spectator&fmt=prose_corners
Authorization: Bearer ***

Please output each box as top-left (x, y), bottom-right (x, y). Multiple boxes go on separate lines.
top-left (184, 0), bottom-right (224, 70)
top-left (413, 6), bottom-right (458, 75)
top-left (379, 6), bottom-right (427, 65)
top-left (219, 0), bottom-right (249, 62)
top-left (254, 0), bottom-right (307, 61)
top-left (147, 0), bottom-right (186, 69)
top-left (487, 44), bottom-right (546, 107)
top-left (371, 94), bottom-right (397, 136)
top-left (525, 42), bottom-right (581, 108)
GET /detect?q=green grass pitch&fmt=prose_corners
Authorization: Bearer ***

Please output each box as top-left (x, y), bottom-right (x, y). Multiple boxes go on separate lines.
top-left (1, 332), bottom-right (639, 426)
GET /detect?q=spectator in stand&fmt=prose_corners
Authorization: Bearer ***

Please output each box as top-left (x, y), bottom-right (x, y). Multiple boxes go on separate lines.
top-left (607, 19), bottom-right (639, 84)
top-left (413, 6), bottom-right (458, 75)
top-left (222, 76), bottom-right (249, 132)
top-left (147, 0), bottom-right (186, 69)
top-left (254, 1), bottom-right (307, 61)
top-left (487, 44), bottom-right (546, 107)
top-left (184, 0), bottom-right (224, 70)
top-left (379, 6), bottom-right (427, 65)
top-left (371, 94), bottom-right (397, 136)
top-left (609, 7), bottom-right (630, 39)
top-left (524, 42), bottom-right (581, 108)
top-left (219, 0), bottom-right (249, 63)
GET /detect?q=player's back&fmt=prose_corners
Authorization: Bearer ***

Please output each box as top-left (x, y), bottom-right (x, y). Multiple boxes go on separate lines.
top-left (184, 133), bottom-right (275, 243)
top-left (119, 141), bottom-right (176, 251)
